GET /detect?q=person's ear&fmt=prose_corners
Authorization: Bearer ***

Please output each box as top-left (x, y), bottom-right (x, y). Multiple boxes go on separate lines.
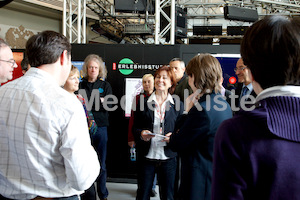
top-left (60, 50), bottom-right (69, 66)
top-left (249, 70), bottom-right (254, 81)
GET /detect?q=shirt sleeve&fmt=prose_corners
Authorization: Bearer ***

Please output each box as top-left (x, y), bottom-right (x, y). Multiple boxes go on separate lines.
top-left (59, 103), bottom-right (100, 191)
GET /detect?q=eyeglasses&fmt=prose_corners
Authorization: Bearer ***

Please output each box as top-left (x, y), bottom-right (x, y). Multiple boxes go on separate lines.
top-left (234, 66), bottom-right (247, 72)
top-left (0, 59), bottom-right (16, 67)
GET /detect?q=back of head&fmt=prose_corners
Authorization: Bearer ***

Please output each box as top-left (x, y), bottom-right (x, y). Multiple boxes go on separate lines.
top-left (21, 56), bottom-right (29, 71)
top-left (26, 31), bottom-right (71, 68)
top-left (241, 15), bottom-right (300, 89)
top-left (186, 54), bottom-right (222, 93)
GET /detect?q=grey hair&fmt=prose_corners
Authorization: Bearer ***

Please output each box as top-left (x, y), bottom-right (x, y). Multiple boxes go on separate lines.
top-left (170, 57), bottom-right (185, 69)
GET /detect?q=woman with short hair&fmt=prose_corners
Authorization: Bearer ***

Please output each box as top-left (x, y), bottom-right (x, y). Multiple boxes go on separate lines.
top-left (133, 66), bottom-right (183, 200)
top-left (168, 54), bottom-right (232, 200)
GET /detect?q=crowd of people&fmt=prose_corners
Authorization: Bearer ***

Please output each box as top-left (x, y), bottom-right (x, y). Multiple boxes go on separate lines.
top-left (0, 15), bottom-right (300, 200)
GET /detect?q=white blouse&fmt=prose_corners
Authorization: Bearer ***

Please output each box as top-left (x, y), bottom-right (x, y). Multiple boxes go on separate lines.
top-left (146, 92), bottom-right (174, 160)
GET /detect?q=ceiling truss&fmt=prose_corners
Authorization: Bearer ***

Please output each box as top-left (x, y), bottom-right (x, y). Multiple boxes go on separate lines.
top-left (65, 0), bottom-right (300, 44)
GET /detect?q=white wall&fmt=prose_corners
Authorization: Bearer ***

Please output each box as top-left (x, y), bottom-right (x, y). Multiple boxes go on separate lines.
top-left (0, 7), bottom-right (61, 48)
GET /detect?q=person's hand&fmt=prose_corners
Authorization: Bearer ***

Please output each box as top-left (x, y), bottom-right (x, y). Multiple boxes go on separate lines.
top-left (185, 91), bottom-right (201, 113)
top-left (141, 130), bottom-right (154, 141)
top-left (100, 97), bottom-right (104, 103)
top-left (163, 132), bottom-right (172, 143)
top-left (128, 141), bottom-right (135, 148)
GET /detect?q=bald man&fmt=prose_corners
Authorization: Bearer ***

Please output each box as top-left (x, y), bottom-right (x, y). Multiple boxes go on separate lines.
top-left (0, 39), bottom-right (18, 84)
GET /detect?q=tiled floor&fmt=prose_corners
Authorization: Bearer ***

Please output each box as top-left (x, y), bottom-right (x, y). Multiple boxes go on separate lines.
top-left (104, 182), bottom-right (160, 200)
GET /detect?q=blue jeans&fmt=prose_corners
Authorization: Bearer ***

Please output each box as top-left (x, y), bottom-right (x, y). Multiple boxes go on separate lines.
top-left (55, 195), bottom-right (80, 200)
top-left (136, 157), bottom-right (177, 200)
top-left (152, 174), bottom-right (157, 190)
top-left (92, 126), bottom-right (109, 199)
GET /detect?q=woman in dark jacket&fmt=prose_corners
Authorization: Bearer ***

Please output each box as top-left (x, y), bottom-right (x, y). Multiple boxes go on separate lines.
top-left (79, 54), bottom-right (112, 200)
top-left (168, 54), bottom-right (232, 200)
top-left (133, 66), bottom-right (183, 200)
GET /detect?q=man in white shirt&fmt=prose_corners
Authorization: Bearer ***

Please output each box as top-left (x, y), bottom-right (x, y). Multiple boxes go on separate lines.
top-left (0, 38), bottom-right (18, 84)
top-left (0, 31), bottom-right (100, 200)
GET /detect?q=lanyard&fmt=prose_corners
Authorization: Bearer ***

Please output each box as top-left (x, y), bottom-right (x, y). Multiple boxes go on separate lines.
top-left (155, 103), bottom-right (165, 134)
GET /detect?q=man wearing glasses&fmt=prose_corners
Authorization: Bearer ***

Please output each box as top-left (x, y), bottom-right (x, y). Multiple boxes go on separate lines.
top-left (0, 38), bottom-right (18, 84)
top-left (234, 58), bottom-right (256, 108)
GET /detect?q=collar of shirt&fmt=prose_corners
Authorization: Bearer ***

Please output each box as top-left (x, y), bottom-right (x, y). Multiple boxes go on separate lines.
top-left (177, 74), bottom-right (188, 85)
top-left (255, 85), bottom-right (300, 103)
top-left (147, 92), bottom-right (175, 105)
top-left (25, 67), bottom-right (59, 86)
top-left (242, 82), bottom-right (253, 93)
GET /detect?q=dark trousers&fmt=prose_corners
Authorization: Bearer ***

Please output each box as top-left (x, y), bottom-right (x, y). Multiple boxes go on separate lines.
top-left (80, 183), bottom-right (96, 200)
top-left (93, 126), bottom-right (109, 200)
top-left (174, 156), bottom-right (181, 200)
top-left (81, 126), bottom-right (108, 200)
top-left (136, 157), bottom-right (177, 200)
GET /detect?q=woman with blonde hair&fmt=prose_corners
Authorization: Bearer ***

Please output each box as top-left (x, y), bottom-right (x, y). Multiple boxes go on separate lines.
top-left (79, 54), bottom-right (112, 200)
top-left (168, 54), bottom-right (232, 200)
top-left (63, 66), bottom-right (98, 199)
top-left (128, 73), bottom-right (155, 148)
top-left (63, 65), bottom-right (97, 136)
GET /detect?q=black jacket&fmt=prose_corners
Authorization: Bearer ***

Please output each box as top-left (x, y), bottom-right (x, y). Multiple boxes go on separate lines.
top-left (79, 78), bottom-right (113, 127)
top-left (174, 74), bottom-right (193, 102)
top-left (133, 95), bottom-right (183, 159)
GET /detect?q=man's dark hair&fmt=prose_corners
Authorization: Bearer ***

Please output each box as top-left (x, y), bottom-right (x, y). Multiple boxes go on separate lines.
top-left (26, 30), bottom-right (71, 68)
top-left (241, 15), bottom-right (300, 89)
top-left (21, 56), bottom-right (29, 71)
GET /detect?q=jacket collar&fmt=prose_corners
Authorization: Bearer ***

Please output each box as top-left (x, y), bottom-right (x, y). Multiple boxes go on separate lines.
top-left (256, 85), bottom-right (300, 103)
top-left (147, 92), bottom-right (175, 122)
top-left (147, 92), bottom-right (174, 105)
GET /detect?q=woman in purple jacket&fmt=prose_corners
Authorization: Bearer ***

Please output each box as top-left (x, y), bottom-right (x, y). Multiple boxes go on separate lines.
top-left (212, 15), bottom-right (300, 200)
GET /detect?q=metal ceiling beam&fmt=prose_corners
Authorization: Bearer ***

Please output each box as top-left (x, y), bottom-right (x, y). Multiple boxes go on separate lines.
top-left (155, 0), bottom-right (176, 44)
top-left (63, 0), bottom-right (86, 43)
top-left (62, 0), bottom-right (300, 44)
